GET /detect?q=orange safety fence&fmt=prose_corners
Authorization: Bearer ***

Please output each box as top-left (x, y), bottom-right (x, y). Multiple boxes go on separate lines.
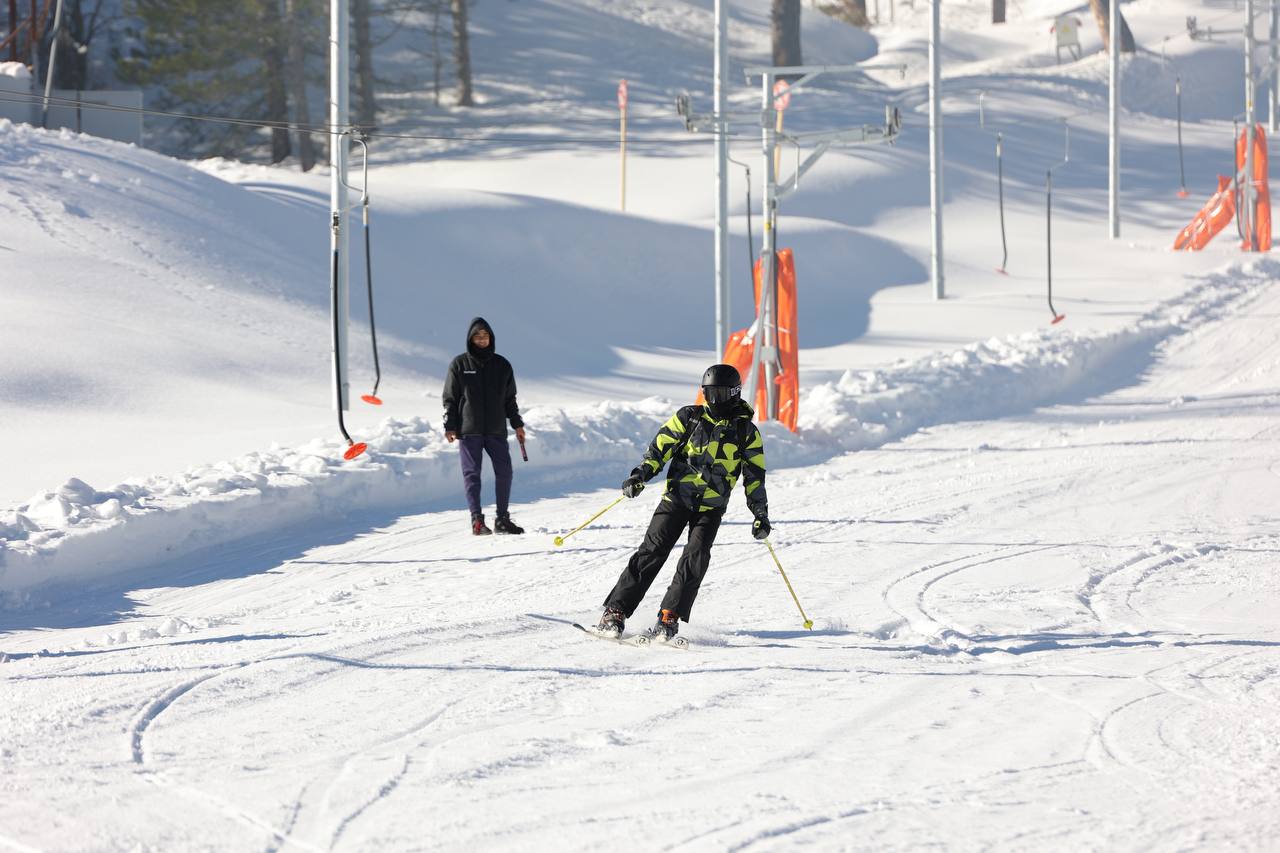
top-left (1174, 123), bottom-right (1270, 251)
top-left (702, 249), bottom-right (799, 433)
top-left (1236, 124), bottom-right (1271, 251)
top-left (1173, 176), bottom-right (1236, 251)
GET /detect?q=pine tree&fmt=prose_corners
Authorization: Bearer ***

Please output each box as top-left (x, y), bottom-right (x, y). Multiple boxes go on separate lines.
top-left (118, 0), bottom-right (302, 161)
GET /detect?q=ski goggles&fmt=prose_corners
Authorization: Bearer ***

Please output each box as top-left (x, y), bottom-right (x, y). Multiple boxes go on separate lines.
top-left (703, 384), bottom-right (741, 404)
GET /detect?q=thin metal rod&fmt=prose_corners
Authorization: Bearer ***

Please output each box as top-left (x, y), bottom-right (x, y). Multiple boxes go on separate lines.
top-left (929, 0), bottom-right (944, 299)
top-left (40, 0), bottom-right (64, 128)
top-left (1271, 0), bottom-right (1278, 132)
top-left (1246, 0), bottom-right (1259, 250)
top-left (997, 134), bottom-right (1008, 272)
top-left (1176, 77), bottom-right (1188, 194)
top-left (330, 0), bottom-right (351, 412)
top-left (728, 154), bottom-right (754, 300)
top-left (1108, 0), bottom-right (1120, 238)
top-left (714, 0), bottom-right (730, 356)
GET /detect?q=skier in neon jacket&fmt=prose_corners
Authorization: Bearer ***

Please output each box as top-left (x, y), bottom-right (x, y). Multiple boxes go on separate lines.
top-left (595, 364), bottom-right (770, 640)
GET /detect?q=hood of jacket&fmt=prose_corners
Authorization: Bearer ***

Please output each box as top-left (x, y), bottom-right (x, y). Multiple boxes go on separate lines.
top-left (466, 316), bottom-right (496, 361)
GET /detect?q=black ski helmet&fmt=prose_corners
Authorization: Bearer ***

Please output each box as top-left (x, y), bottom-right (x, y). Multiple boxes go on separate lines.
top-left (701, 364), bottom-right (742, 414)
top-left (702, 364), bottom-right (741, 389)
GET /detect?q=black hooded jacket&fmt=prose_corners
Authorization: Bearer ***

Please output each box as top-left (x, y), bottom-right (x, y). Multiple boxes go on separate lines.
top-left (442, 317), bottom-right (524, 437)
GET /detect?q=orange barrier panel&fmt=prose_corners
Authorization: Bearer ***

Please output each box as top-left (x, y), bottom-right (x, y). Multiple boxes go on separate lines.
top-left (706, 250), bottom-right (799, 432)
top-left (1175, 124), bottom-right (1271, 252)
top-left (1236, 124), bottom-right (1271, 251)
top-left (1173, 176), bottom-right (1235, 251)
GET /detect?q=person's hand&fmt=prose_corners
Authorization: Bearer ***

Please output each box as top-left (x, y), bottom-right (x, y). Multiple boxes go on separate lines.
top-left (515, 427), bottom-right (526, 443)
top-left (622, 473), bottom-right (645, 498)
top-left (445, 431), bottom-right (457, 443)
top-left (752, 515), bottom-right (771, 541)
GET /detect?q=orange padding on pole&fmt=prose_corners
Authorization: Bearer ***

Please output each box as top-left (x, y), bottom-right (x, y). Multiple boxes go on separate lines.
top-left (706, 249), bottom-right (799, 433)
top-left (1237, 124), bottom-right (1271, 251)
top-left (1174, 124), bottom-right (1270, 251)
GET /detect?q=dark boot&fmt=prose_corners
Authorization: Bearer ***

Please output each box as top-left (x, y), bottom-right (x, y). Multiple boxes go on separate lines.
top-left (596, 607), bottom-right (626, 638)
top-left (650, 608), bottom-right (679, 641)
top-left (472, 514), bottom-right (492, 536)
top-left (494, 514), bottom-right (524, 535)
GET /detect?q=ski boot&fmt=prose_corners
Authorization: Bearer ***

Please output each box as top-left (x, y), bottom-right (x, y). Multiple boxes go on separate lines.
top-left (472, 514), bottom-right (493, 536)
top-left (649, 609), bottom-right (680, 642)
top-left (596, 608), bottom-right (626, 638)
top-left (494, 514), bottom-right (524, 535)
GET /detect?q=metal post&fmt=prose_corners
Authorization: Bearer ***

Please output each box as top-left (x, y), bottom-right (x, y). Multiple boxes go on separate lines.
top-left (41, 0), bottom-right (65, 128)
top-left (929, 0), bottom-right (944, 299)
top-left (1270, 0), bottom-right (1278, 132)
top-left (714, 0), bottom-right (730, 356)
top-left (330, 0), bottom-right (351, 410)
top-left (1246, 0), bottom-right (1258, 249)
top-left (1108, 0), bottom-right (1120, 237)
top-left (749, 70), bottom-right (779, 420)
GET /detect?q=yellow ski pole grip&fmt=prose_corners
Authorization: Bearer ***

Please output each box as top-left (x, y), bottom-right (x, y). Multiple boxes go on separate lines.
top-left (553, 495), bottom-right (625, 547)
top-left (765, 538), bottom-right (813, 630)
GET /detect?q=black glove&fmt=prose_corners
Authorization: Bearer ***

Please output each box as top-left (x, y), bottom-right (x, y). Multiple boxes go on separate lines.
top-left (752, 515), bottom-right (771, 541)
top-left (622, 472), bottom-right (645, 498)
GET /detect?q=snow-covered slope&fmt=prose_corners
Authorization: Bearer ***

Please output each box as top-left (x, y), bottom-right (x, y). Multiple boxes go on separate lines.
top-left (3, 0), bottom-right (1279, 845)
top-left (2, 214), bottom-right (1277, 850)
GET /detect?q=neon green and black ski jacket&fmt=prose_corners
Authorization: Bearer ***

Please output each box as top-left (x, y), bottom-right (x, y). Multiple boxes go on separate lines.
top-left (633, 400), bottom-right (767, 517)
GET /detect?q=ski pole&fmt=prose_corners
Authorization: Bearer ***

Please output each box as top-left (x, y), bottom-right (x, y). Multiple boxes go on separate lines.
top-left (764, 538), bottom-right (813, 630)
top-left (518, 432), bottom-right (528, 462)
top-left (554, 496), bottom-right (624, 547)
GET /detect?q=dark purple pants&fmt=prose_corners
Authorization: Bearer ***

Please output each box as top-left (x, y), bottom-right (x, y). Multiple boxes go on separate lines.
top-left (459, 434), bottom-right (513, 519)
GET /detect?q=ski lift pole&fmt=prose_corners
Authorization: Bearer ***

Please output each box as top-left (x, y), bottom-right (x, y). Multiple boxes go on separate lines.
top-left (1046, 119), bottom-right (1069, 325)
top-left (331, 215), bottom-right (367, 460)
top-left (342, 134), bottom-right (384, 406)
top-left (1176, 77), bottom-right (1189, 197)
top-left (727, 153), bottom-right (754, 300)
top-left (618, 79), bottom-right (628, 211)
top-left (979, 91), bottom-right (1008, 273)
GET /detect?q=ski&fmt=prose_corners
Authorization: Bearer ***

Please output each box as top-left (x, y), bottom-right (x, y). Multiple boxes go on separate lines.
top-left (572, 623), bottom-right (688, 650)
top-left (572, 622), bottom-right (644, 646)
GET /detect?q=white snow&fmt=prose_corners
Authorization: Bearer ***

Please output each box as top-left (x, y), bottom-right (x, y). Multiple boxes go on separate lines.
top-left (2, 0), bottom-right (1279, 848)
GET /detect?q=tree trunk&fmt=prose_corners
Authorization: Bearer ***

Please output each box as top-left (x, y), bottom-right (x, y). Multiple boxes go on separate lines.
top-left (431, 1), bottom-right (443, 107)
top-left (284, 0), bottom-right (315, 171)
top-left (261, 0), bottom-right (291, 164)
top-left (771, 0), bottom-right (803, 69)
top-left (1088, 0), bottom-right (1136, 53)
top-left (992, 0), bottom-right (1006, 25)
top-left (353, 0), bottom-right (377, 128)
top-left (451, 0), bottom-right (473, 107)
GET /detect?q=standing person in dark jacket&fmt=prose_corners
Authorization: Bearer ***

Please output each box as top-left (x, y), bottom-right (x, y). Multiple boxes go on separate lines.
top-left (442, 317), bottom-right (526, 535)
top-left (595, 364), bottom-right (770, 641)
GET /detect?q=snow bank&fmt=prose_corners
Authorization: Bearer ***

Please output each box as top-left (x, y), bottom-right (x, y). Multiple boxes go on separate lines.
top-left (786, 258), bottom-right (1280, 457)
top-left (0, 62), bottom-right (31, 80)
top-left (2, 258), bottom-right (1272, 596)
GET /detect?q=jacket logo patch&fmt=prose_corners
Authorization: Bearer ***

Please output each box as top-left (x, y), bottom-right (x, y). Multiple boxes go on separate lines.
top-left (463, 370), bottom-right (477, 374)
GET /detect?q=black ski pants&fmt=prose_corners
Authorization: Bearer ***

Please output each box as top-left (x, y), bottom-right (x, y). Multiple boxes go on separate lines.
top-left (603, 500), bottom-right (725, 623)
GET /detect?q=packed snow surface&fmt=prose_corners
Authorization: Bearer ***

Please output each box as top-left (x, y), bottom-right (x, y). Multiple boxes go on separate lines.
top-left (2, 0), bottom-right (1279, 848)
